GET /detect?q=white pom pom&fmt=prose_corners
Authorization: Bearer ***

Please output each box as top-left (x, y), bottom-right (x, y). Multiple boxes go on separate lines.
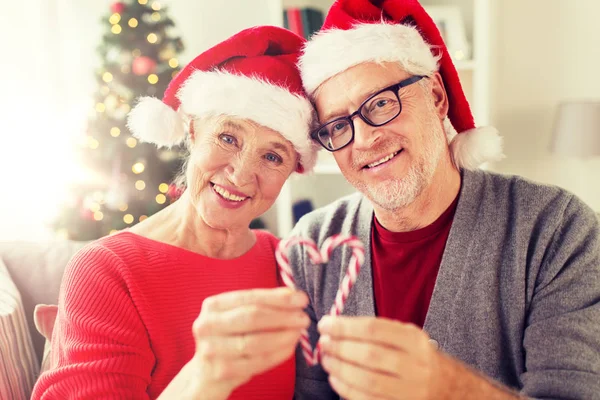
top-left (449, 126), bottom-right (505, 170)
top-left (127, 97), bottom-right (185, 148)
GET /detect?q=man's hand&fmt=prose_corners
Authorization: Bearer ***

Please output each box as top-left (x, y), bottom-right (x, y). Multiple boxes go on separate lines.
top-left (317, 316), bottom-right (521, 400)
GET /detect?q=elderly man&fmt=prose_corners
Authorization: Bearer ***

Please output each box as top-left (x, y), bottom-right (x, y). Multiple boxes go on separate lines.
top-left (288, 0), bottom-right (600, 399)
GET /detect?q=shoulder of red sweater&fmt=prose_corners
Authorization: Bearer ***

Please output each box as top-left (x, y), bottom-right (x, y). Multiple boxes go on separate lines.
top-left (253, 229), bottom-right (280, 250)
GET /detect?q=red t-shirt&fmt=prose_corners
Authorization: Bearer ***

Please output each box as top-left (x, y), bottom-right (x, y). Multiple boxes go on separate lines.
top-left (32, 230), bottom-right (294, 400)
top-left (371, 196), bottom-right (458, 327)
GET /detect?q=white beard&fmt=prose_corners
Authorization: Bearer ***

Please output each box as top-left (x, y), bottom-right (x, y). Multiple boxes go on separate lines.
top-left (353, 108), bottom-right (446, 211)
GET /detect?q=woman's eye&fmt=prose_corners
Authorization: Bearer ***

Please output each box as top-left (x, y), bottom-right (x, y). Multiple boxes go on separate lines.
top-left (219, 134), bottom-right (236, 145)
top-left (265, 153), bottom-right (282, 164)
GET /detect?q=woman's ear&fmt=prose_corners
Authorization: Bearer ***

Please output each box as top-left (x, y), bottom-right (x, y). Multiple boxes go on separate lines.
top-left (189, 120), bottom-right (196, 142)
top-left (295, 162), bottom-right (304, 174)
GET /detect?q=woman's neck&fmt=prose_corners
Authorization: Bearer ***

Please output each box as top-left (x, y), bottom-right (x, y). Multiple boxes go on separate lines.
top-left (130, 191), bottom-right (256, 259)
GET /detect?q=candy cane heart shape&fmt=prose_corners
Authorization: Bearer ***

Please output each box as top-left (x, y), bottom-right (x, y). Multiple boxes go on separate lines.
top-left (275, 234), bottom-right (365, 367)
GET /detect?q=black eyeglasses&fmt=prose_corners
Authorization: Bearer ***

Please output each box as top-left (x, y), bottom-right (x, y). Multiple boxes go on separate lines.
top-left (311, 75), bottom-right (426, 151)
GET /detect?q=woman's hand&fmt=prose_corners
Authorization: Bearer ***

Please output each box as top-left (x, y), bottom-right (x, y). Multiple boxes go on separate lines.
top-left (160, 287), bottom-right (310, 400)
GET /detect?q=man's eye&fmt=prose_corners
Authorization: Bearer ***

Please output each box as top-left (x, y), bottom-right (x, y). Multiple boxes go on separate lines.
top-left (333, 123), bottom-right (345, 131)
top-left (375, 99), bottom-right (389, 108)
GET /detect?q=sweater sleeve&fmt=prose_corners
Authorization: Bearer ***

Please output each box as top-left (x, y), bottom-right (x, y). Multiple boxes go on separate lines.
top-left (31, 244), bottom-right (156, 399)
top-left (520, 196), bottom-right (600, 399)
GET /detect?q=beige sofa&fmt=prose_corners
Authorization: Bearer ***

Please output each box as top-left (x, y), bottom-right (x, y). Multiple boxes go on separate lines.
top-left (0, 240), bottom-right (88, 370)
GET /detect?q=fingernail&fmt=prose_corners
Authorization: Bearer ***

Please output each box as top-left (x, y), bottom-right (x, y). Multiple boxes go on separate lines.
top-left (318, 316), bottom-right (332, 332)
top-left (319, 334), bottom-right (331, 347)
top-left (297, 313), bottom-right (310, 325)
top-left (292, 291), bottom-right (308, 306)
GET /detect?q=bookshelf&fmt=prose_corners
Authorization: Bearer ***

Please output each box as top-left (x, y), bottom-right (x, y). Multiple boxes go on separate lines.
top-left (273, 0), bottom-right (493, 237)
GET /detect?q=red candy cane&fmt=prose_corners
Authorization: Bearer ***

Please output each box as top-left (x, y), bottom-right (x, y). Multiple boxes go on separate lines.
top-left (275, 234), bottom-right (365, 366)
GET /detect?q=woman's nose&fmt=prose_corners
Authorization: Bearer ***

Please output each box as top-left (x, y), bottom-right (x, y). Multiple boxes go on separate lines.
top-left (226, 153), bottom-right (257, 187)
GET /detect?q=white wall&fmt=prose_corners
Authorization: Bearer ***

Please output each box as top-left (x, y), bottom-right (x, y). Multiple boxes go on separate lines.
top-left (166, 0), bottom-right (283, 63)
top-left (491, 0), bottom-right (600, 211)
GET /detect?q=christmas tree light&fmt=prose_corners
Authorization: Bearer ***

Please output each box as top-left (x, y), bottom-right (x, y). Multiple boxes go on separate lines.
top-left (53, 0), bottom-right (185, 240)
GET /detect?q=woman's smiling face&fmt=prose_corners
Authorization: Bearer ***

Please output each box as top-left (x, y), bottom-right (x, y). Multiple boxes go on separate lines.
top-left (186, 115), bottom-right (298, 231)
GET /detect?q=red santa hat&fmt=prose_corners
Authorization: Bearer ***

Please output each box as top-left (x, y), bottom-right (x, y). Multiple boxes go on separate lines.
top-left (128, 26), bottom-right (318, 173)
top-left (299, 0), bottom-right (503, 169)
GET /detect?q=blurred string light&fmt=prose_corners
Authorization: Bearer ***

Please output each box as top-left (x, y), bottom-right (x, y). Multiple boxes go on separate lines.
top-left (100, 86), bottom-right (110, 95)
top-left (132, 162), bottom-right (145, 174)
top-left (128, 18), bottom-right (138, 28)
top-left (139, 215), bottom-right (148, 222)
top-left (124, 214), bottom-right (134, 224)
top-left (151, 12), bottom-right (161, 22)
top-left (102, 72), bottom-right (113, 83)
top-left (168, 58), bottom-right (178, 68)
top-left (148, 74), bottom-right (158, 84)
top-left (110, 229), bottom-right (119, 235)
top-left (152, 2), bottom-right (161, 11)
top-left (155, 194), bottom-right (166, 204)
top-left (89, 202), bottom-right (101, 212)
top-left (147, 33), bottom-right (158, 44)
top-left (119, 204), bottom-right (129, 212)
top-left (132, 49), bottom-right (142, 57)
top-left (88, 137), bottom-right (100, 149)
top-left (121, 65), bottom-right (130, 74)
top-left (94, 211), bottom-right (104, 221)
top-left (135, 180), bottom-right (146, 190)
top-left (138, 0), bottom-right (148, 4)
top-left (109, 13), bottom-right (121, 25)
top-left (171, 70), bottom-right (178, 79)
top-left (158, 183), bottom-right (169, 193)
top-left (95, 103), bottom-right (106, 112)
top-left (126, 137), bottom-right (137, 148)
top-left (111, 25), bottom-right (122, 35)
top-left (110, 127), bottom-right (121, 137)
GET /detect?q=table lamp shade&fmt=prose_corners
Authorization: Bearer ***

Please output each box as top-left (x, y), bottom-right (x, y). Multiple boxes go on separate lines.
top-left (551, 101), bottom-right (600, 157)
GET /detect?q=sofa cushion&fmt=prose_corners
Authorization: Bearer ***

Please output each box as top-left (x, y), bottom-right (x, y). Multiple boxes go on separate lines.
top-left (0, 259), bottom-right (39, 400)
top-left (0, 240), bottom-right (88, 362)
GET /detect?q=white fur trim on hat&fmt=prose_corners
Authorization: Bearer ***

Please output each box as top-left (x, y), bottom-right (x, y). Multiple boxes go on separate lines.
top-left (448, 126), bottom-right (505, 170)
top-left (300, 22), bottom-right (440, 95)
top-left (177, 70), bottom-right (318, 172)
top-left (127, 97), bottom-right (186, 148)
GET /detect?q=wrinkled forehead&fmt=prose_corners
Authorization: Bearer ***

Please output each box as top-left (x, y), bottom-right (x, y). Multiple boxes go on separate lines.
top-left (312, 61), bottom-right (413, 122)
top-left (193, 115), bottom-right (296, 153)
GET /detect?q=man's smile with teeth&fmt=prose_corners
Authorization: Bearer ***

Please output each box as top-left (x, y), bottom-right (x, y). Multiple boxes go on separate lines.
top-left (365, 150), bottom-right (402, 168)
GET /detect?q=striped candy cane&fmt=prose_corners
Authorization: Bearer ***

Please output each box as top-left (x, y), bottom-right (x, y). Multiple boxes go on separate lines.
top-left (275, 234), bottom-right (365, 366)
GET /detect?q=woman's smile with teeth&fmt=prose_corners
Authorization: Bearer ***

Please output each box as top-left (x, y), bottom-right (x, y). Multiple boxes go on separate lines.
top-left (213, 185), bottom-right (247, 201)
top-left (366, 150), bottom-right (401, 168)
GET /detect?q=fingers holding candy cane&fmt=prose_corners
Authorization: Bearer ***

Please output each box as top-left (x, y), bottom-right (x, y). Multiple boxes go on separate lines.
top-left (187, 288), bottom-right (310, 398)
top-left (276, 235), bottom-right (366, 367)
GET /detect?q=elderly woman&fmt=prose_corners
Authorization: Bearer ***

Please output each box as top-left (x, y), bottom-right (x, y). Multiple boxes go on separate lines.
top-left (32, 26), bottom-right (318, 400)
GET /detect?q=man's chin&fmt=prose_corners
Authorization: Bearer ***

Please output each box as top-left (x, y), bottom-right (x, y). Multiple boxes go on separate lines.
top-left (362, 178), bottom-right (423, 211)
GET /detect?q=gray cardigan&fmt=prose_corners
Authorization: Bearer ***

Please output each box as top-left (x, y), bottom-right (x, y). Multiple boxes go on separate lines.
top-left (288, 169), bottom-right (600, 400)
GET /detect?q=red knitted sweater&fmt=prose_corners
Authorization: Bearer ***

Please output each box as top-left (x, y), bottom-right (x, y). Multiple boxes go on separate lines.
top-left (32, 230), bottom-right (294, 399)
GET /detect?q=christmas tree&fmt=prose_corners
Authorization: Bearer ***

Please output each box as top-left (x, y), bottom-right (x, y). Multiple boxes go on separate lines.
top-left (54, 0), bottom-right (185, 241)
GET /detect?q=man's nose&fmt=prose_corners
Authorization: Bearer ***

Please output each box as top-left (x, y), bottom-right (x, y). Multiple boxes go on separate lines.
top-left (352, 118), bottom-right (381, 151)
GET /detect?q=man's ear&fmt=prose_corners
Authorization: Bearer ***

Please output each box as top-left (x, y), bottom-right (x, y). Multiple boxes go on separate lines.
top-left (429, 72), bottom-right (449, 120)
